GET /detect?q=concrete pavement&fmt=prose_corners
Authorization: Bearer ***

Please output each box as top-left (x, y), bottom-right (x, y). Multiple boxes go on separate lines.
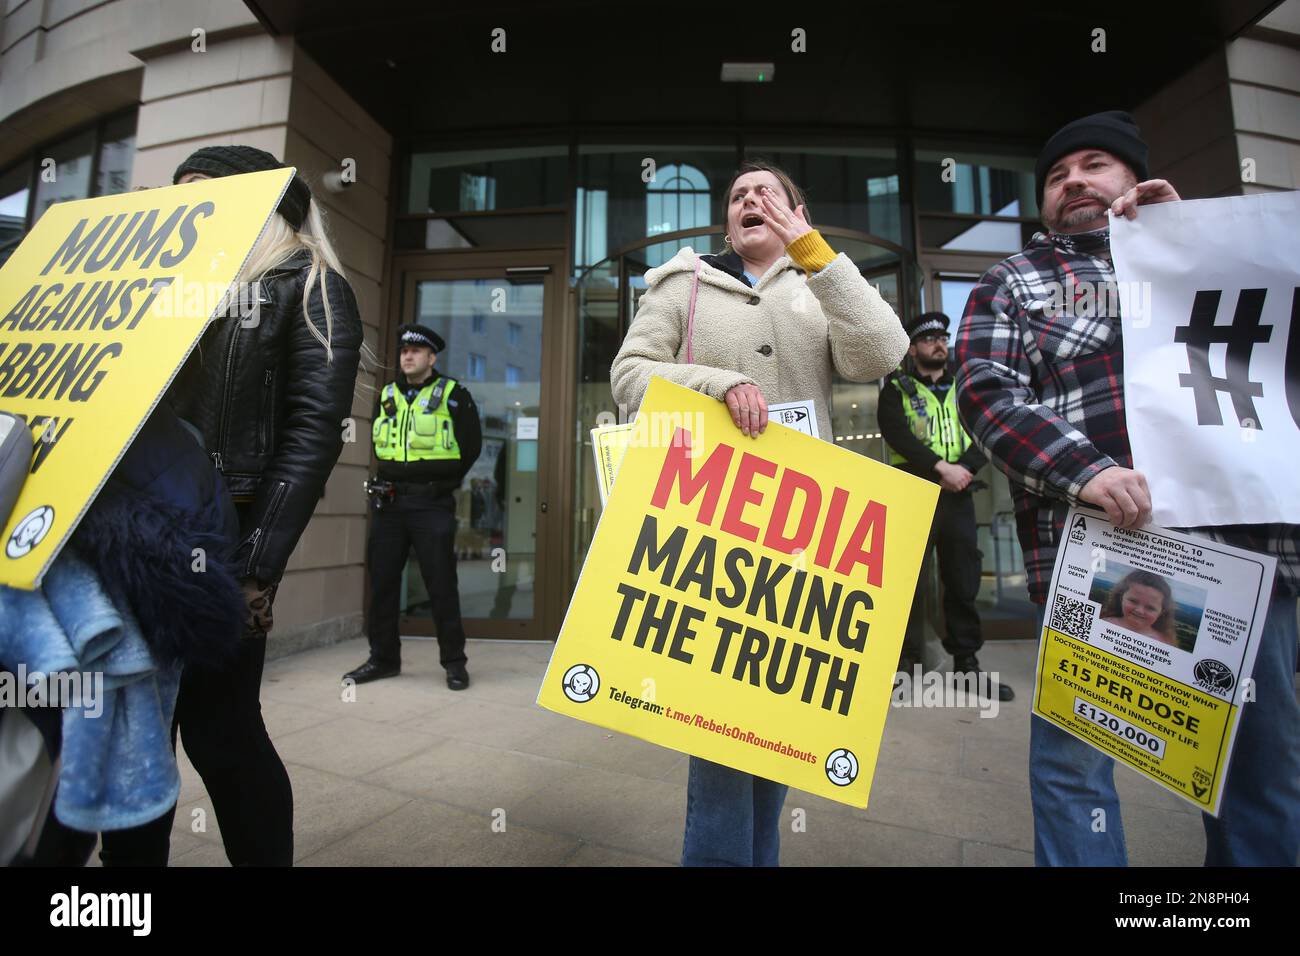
top-left (152, 636), bottom-right (1209, 866)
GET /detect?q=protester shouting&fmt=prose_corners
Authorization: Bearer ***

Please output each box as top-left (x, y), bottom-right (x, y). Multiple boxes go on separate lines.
top-left (611, 160), bottom-right (909, 866)
top-left (955, 111), bottom-right (1300, 866)
top-left (99, 146), bottom-right (364, 866)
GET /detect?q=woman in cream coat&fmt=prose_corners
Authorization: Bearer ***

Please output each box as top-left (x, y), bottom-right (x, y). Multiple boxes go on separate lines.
top-left (611, 162), bottom-right (910, 866)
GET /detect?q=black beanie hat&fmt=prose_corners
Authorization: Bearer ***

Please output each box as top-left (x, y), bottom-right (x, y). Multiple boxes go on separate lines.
top-left (904, 311), bottom-right (950, 342)
top-left (1035, 111), bottom-right (1150, 204)
top-left (173, 145), bottom-right (312, 231)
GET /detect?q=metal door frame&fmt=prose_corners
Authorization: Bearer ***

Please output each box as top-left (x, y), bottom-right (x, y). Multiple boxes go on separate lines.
top-left (374, 245), bottom-right (573, 641)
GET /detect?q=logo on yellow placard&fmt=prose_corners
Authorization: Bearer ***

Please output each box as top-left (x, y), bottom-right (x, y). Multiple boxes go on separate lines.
top-left (825, 748), bottom-right (859, 786)
top-left (5, 505), bottom-right (54, 558)
top-left (562, 663), bottom-right (600, 703)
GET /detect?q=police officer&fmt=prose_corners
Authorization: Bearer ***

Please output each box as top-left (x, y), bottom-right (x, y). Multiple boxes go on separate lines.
top-left (878, 311), bottom-right (1013, 701)
top-left (344, 324), bottom-right (483, 690)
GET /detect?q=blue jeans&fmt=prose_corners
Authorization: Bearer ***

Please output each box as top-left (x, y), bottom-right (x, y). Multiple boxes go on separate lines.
top-left (1031, 593), bottom-right (1300, 866)
top-left (681, 757), bottom-right (788, 866)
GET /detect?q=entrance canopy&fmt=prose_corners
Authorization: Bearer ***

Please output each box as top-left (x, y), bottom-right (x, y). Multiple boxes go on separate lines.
top-left (244, 0), bottom-right (1280, 139)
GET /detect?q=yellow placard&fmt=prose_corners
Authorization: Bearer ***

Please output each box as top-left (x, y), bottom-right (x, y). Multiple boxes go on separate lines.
top-left (1030, 508), bottom-right (1274, 815)
top-left (1034, 628), bottom-right (1237, 811)
top-left (539, 376), bottom-right (939, 807)
top-left (0, 168), bottom-right (294, 588)
top-left (591, 420), bottom-right (636, 505)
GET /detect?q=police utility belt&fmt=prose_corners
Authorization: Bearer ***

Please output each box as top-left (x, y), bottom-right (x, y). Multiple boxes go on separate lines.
top-left (364, 478), bottom-right (448, 508)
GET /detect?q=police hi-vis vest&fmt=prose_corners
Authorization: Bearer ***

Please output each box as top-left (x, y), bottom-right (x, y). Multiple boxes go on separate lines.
top-left (886, 372), bottom-right (971, 466)
top-left (372, 377), bottom-right (462, 462)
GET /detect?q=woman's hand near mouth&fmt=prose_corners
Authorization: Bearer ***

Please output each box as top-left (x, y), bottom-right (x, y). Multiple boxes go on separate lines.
top-left (757, 185), bottom-right (813, 245)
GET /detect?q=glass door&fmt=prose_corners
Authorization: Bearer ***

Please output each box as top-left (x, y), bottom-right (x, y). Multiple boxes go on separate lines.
top-left (384, 249), bottom-right (569, 641)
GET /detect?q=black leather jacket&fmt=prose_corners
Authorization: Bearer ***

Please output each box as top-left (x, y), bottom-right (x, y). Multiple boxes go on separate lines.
top-left (168, 251), bottom-right (363, 583)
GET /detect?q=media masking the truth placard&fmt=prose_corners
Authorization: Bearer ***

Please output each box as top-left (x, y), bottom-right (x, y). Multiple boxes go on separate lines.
top-left (1035, 506), bottom-right (1275, 814)
top-left (542, 377), bottom-right (938, 808)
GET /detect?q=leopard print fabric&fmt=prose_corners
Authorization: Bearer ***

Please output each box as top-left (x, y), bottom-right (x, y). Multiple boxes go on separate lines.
top-left (241, 578), bottom-right (279, 638)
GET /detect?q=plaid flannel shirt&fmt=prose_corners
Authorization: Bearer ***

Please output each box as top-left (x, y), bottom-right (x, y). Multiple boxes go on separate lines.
top-left (954, 227), bottom-right (1299, 604)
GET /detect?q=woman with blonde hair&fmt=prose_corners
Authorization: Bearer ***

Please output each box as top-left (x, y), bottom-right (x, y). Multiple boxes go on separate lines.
top-left (100, 146), bottom-right (363, 866)
top-left (611, 160), bottom-right (909, 866)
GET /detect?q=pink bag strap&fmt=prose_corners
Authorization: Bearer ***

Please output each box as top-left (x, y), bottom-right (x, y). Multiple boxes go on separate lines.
top-left (685, 255), bottom-right (702, 364)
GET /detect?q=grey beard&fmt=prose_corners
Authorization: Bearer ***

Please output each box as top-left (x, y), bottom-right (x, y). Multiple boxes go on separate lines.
top-left (1050, 190), bottom-right (1110, 232)
top-left (1057, 205), bottom-right (1107, 230)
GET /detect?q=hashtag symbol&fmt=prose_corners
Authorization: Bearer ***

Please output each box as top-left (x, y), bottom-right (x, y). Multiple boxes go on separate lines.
top-left (1175, 289), bottom-right (1271, 428)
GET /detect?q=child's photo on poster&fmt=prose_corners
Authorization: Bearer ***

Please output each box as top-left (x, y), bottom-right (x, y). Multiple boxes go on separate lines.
top-left (1088, 561), bottom-right (1207, 653)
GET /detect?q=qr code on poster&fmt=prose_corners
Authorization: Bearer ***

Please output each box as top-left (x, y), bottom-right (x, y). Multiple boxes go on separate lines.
top-left (1050, 594), bottom-right (1098, 639)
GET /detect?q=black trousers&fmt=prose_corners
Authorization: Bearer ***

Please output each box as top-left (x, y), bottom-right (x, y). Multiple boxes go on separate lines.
top-left (366, 491), bottom-right (468, 669)
top-left (900, 490), bottom-right (984, 665)
top-left (97, 633), bottom-right (294, 867)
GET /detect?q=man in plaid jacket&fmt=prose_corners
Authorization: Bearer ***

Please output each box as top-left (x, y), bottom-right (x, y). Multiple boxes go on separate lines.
top-left (954, 110), bottom-right (1300, 867)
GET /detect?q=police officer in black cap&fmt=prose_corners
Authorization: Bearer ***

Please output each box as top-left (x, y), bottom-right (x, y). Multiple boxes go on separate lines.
top-left (345, 324), bottom-right (483, 689)
top-left (878, 311), bottom-right (1013, 701)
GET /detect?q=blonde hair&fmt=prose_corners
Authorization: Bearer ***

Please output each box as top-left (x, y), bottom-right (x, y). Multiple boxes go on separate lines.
top-left (239, 200), bottom-right (347, 362)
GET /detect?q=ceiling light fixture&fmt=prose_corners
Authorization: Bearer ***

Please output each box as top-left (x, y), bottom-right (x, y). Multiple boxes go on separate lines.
top-left (721, 62), bottom-right (774, 83)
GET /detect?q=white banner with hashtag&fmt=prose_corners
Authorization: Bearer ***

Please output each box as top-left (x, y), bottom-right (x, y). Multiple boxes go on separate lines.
top-left (1112, 190), bottom-right (1300, 526)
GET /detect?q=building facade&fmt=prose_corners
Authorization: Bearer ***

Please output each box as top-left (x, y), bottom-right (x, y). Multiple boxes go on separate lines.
top-left (2, 0), bottom-right (1297, 654)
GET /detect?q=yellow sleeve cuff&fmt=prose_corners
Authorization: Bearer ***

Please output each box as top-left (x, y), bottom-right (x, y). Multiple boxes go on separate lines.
top-left (785, 230), bottom-right (837, 273)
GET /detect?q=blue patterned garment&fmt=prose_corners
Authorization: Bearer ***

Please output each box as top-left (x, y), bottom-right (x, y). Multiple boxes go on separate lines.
top-left (0, 551), bottom-right (181, 832)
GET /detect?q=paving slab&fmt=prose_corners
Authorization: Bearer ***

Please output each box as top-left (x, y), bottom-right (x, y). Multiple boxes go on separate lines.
top-left (563, 842), bottom-right (675, 867)
top-left (1117, 802), bottom-right (1206, 867)
top-left (961, 840), bottom-right (1034, 867)
top-left (147, 634), bottom-right (1274, 866)
top-left (395, 697), bottom-right (569, 750)
top-left (780, 810), bottom-right (963, 866)
top-left (506, 763), bottom-right (686, 863)
top-left (284, 763), bottom-right (415, 860)
top-left (169, 842), bottom-right (235, 867)
top-left (297, 798), bottom-right (580, 867)
top-left (513, 719), bottom-right (689, 781)
top-left (272, 715), bottom-right (442, 778)
top-left (366, 738), bottom-right (567, 811)
top-left (876, 712), bottom-right (966, 775)
top-left (259, 696), bottom-right (340, 738)
top-left (853, 765), bottom-right (1037, 852)
top-left (957, 734), bottom-right (1026, 788)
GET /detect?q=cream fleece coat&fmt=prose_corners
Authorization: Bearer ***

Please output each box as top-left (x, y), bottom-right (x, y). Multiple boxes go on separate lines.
top-left (611, 246), bottom-right (910, 440)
